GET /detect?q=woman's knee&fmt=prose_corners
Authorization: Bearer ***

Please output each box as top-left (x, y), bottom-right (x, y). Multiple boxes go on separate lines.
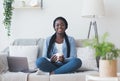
top-left (72, 58), bottom-right (82, 67)
top-left (36, 57), bottom-right (46, 68)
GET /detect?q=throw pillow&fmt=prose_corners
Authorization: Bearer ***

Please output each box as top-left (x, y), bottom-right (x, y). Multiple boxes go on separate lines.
top-left (9, 45), bottom-right (38, 70)
top-left (77, 46), bottom-right (98, 71)
top-left (0, 54), bottom-right (8, 73)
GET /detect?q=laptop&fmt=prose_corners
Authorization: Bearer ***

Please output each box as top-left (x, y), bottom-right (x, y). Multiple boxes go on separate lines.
top-left (7, 56), bottom-right (37, 73)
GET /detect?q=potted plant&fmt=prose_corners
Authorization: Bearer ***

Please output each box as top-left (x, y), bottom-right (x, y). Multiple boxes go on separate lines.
top-left (3, 0), bottom-right (14, 36)
top-left (85, 33), bottom-right (120, 77)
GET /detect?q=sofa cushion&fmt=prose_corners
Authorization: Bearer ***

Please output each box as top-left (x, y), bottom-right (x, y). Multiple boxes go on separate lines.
top-left (9, 45), bottom-right (38, 70)
top-left (50, 71), bottom-right (98, 81)
top-left (1, 72), bottom-right (28, 81)
top-left (0, 54), bottom-right (8, 74)
top-left (12, 38), bottom-right (45, 58)
top-left (28, 73), bottom-right (50, 81)
top-left (77, 46), bottom-right (98, 71)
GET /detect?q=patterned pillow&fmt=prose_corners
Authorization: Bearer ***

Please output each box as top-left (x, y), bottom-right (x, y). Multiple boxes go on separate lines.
top-left (0, 54), bottom-right (8, 73)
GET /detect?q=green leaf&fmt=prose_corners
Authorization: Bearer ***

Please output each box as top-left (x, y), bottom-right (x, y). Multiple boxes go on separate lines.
top-left (3, 0), bottom-right (14, 36)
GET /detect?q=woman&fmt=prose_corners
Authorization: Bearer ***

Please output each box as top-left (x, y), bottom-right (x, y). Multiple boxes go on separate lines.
top-left (36, 17), bottom-right (82, 74)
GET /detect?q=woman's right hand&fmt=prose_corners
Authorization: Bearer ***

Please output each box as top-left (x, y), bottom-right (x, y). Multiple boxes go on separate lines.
top-left (50, 54), bottom-right (57, 63)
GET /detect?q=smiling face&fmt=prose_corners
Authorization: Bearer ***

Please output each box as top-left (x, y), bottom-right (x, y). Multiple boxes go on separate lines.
top-left (54, 19), bottom-right (66, 34)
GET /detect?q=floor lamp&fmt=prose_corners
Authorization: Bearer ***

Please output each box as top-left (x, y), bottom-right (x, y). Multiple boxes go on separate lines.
top-left (88, 19), bottom-right (98, 42)
top-left (81, 0), bottom-right (105, 43)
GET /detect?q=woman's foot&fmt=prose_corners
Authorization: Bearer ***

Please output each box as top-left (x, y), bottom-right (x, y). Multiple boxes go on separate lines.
top-left (50, 71), bottom-right (54, 75)
top-left (36, 69), bottom-right (49, 75)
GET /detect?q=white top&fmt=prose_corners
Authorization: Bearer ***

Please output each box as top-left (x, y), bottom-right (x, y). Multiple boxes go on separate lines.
top-left (55, 43), bottom-right (63, 54)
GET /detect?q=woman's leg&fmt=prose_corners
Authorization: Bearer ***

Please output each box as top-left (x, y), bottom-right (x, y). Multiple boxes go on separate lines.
top-left (54, 57), bottom-right (82, 74)
top-left (36, 57), bottom-right (57, 72)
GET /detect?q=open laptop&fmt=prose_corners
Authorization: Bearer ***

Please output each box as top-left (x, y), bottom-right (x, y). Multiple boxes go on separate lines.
top-left (7, 56), bottom-right (37, 73)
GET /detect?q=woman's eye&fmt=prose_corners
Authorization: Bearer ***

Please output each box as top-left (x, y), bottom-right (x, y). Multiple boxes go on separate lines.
top-left (56, 24), bottom-right (64, 27)
top-left (56, 24), bottom-right (59, 27)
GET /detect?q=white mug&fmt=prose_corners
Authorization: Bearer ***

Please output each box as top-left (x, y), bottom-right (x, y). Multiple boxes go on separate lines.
top-left (56, 53), bottom-right (63, 62)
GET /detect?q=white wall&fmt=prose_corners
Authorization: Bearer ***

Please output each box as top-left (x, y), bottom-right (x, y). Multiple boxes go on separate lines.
top-left (0, 0), bottom-right (120, 51)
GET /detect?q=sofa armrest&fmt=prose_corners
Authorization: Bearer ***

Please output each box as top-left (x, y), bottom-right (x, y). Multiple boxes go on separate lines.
top-left (0, 54), bottom-right (8, 73)
top-left (2, 38), bottom-right (45, 58)
top-left (1, 47), bottom-right (9, 55)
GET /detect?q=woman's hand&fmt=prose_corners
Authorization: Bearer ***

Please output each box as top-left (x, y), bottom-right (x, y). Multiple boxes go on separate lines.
top-left (50, 55), bottom-right (57, 63)
top-left (57, 55), bottom-right (64, 62)
top-left (50, 54), bottom-right (64, 63)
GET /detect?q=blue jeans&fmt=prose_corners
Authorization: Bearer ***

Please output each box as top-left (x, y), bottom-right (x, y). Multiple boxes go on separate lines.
top-left (36, 57), bottom-right (82, 74)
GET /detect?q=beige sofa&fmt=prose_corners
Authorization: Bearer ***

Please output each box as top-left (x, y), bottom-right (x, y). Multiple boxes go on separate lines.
top-left (1, 38), bottom-right (119, 81)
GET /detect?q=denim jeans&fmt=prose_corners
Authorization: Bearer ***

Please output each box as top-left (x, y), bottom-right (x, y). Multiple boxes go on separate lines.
top-left (36, 57), bottom-right (82, 74)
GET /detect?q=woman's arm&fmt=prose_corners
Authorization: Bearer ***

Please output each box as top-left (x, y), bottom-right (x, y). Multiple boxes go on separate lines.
top-left (42, 37), bottom-right (57, 62)
top-left (42, 39), bottom-right (48, 57)
top-left (65, 36), bottom-right (77, 60)
top-left (69, 37), bottom-right (77, 57)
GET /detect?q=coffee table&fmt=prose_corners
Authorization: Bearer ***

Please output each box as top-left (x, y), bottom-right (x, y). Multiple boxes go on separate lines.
top-left (86, 73), bottom-right (120, 81)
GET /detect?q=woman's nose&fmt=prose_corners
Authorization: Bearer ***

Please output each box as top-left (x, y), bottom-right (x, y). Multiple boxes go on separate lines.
top-left (58, 26), bottom-right (62, 28)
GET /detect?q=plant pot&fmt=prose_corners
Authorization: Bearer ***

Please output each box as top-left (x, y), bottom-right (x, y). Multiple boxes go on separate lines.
top-left (99, 60), bottom-right (117, 77)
